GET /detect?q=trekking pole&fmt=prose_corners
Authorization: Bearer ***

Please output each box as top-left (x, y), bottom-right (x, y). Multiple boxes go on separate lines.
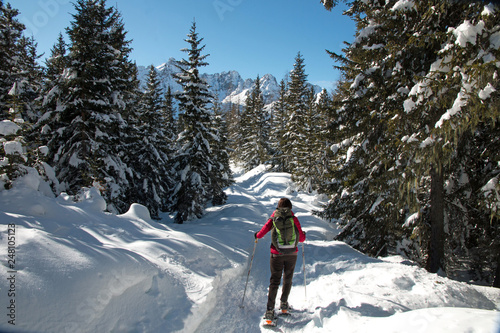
top-left (240, 238), bottom-right (258, 308)
top-left (302, 241), bottom-right (307, 300)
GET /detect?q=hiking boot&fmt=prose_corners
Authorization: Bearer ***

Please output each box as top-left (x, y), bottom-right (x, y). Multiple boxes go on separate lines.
top-left (264, 309), bottom-right (275, 320)
top-left (280, 301), bottom-right (289, 312)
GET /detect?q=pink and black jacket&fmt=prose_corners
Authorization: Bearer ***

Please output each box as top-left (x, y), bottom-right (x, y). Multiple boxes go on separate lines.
top-left (255, 210), bottom-right (306, 255)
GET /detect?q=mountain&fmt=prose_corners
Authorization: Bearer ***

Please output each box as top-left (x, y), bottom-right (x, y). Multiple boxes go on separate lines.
top-left (137, 58), bottom-right (322, 108)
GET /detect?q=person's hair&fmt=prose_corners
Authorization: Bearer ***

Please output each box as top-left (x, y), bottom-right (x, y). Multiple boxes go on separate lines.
top-left (277, 198), bottom-right (292, 209)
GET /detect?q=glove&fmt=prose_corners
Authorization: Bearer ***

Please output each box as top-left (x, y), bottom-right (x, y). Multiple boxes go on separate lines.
top-left (254, 232), bottom-right (258, 239)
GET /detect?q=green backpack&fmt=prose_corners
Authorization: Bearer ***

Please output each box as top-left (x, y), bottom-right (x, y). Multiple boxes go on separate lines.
top-left (271, 207), bottom-right (299, 254)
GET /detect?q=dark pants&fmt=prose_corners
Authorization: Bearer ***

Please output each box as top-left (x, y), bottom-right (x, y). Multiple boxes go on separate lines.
top-left (267, 252), bottom-right (297, 310)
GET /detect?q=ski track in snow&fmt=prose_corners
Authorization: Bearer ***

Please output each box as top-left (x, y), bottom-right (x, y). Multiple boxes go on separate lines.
top-left (0, 164), bottom-right (499, 332)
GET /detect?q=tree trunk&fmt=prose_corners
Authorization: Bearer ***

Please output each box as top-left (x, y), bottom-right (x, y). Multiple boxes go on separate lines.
top-left (426, 165), bottom-right (445, 274)
top-left (494, 252), bottom-right (500, 288)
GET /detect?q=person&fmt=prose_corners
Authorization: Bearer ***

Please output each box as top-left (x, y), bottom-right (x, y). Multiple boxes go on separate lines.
top-left (255, 198), bottom-right (306, 321)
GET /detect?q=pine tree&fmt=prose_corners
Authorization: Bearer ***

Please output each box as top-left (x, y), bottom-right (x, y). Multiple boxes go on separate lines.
top-left (1, 82), bottom-right (27, 189)
top-left (239, 75), bottom-right (270, 170)
top-left (39, 0), bottom-right (136, 213)
top-left (226, 101), bottom-right (242, 162)
top-left (320, 0), bottom-right (500, 284)
top-left (36, 34), bottom-right (68, 174)
top-left (400, 1), bottom-right (500, 279)
top-left (318, 0), bottom-right (441, 258)
top-left (0, 0), bottom-right (25, 120)
top-left (283, 52), bottom-right (310, 177)
top-left (44, 33), bottom-right (67, 84)
top-left (0, 2), bottom-right (47, 190)
top-left (125, 65), bottom-right (172, 218)
top-left (269, 79), bottom-right (288, 171)
top-left (291, 85), bottom-right (324, 192)
top-left (171, 21), bottom-right (218, 223)
top-left (158, 85), bottom-right (177, 211)
top-left (315, 88), bottom-right (333, 186)
top-left (16, 36), bottom-right (44, 123)
top-left (162, 86), bottom-right (177, 142)
top-left (209, 96), bottom-right (233, 205)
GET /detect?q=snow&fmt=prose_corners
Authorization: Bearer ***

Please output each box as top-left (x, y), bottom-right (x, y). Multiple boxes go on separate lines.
top-left (435, 90), bottom-right (468, 128)
top-left (491, 31), bottom-right (500, 49)
top-left (403, 212), bottom-right (419, 227)
top-left (1, 165), bottom-right (499, 332)
top-left (363, 44), bottom-right (385, 50)
top-left (354, 20), bottom-right (381, 46)
top-left (369, 195), bottom-right (384, 214)
top-left (450, 20), bottom-right (485, 48)
top-left (482, 3), bottom-right (497, 16)
top-left (420, 136), bottom-right (435, 148)
top-left (3, 141), bottom-right (23, 155)
top-left (8, 82), bottom-right (19, 96)
top-left (74, 186), bottom-right (107, 212)
top-left (403, 98), bottom-right (416, 113)
top-left (479, 83), bottom-right (497, 100)
top-left (119, 203), bottom-right (152, 221)
top-left (38, 146), bottom-right (49, 156)
top-left (391, 0), bottom-right (415, 12)
top-left (0, 120), bottom-right (21, 136)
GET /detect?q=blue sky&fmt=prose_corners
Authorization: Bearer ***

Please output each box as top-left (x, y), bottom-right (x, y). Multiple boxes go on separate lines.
top-left (12, 0), bottom-right (356, 90)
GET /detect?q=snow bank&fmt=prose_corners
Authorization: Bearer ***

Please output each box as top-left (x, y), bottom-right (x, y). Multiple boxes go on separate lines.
top-left (75, 187), bottom-right (107, 212)
top-left (119, 203), bottom-right (152, 221)
top-left (350, 307), bottom-right (499, 333)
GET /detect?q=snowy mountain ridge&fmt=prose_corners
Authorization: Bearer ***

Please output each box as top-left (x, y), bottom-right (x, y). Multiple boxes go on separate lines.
top-left (0, 164), bottom-right (499, 332)
top-left (138, 58), bottom-right (322, 107)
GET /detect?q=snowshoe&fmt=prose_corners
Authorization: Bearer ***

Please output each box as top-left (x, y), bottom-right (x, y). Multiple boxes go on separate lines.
top-left (262, 310), bottom-right (277, 327)
top-left (279, 302), bottom-right (291, 316)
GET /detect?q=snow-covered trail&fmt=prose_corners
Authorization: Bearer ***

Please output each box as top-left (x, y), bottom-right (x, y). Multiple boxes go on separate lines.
top-left (0, 164), bottom-right (499, 332)
top-left (178, 165), bottom-right (338, 332)
top-left (179, 165), bottom-right (500, 333)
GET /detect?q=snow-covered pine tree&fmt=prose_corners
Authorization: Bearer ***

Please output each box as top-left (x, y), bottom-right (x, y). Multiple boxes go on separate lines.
top-left (209, 95), bottom-right (233, 206)
top-left (157, 85), bottom-right (178, 211)
top-left (162, 86), bottom-right (177, 142)
top-left (36, 34), bottom-right (68, 170)
top-left (44, 33), bottom-right (67, 84)
top-left (0, 2), bottom-right (49, 190)
top-left (320, 0), bottom-right (499, 285)
top-left (15, 36), bottom-right (44, 123)
top-left (125, 65), bottom-right (172, 219)
top-left (171, 21), bottom-right (217, 223)
top-left (270, 79), bottom-right (289, 171)
top-left (239, 75), bottom-right (270, 170)
top-left (291, 85), bottom-right (323, 192)
top-left (315, 88), bottom-right (333, 186)
top-left (225, 101), bottom-right (240, 162)
top-left (318, 0), bottom-right (444, 259)
top-left (39, 0), bottom-right (136, 213)
top-left (0, 0), bottom-right (25, 120)
top-left (15, 36), bottom-right (55, 190)
top-left (283, 52), bottom-right (310, 180)
top-left (400, 1), bottom-right (499, 282)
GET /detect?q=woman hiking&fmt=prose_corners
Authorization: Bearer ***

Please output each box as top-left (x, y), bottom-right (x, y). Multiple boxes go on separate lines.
top-left (255, 197), bottom-right (306, 324)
